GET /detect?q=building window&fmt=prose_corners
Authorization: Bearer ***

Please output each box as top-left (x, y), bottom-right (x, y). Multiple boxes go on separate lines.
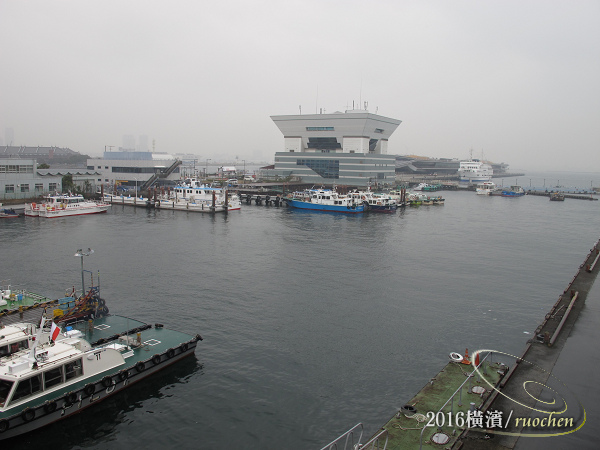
top-left (374, 128), bottom-right (384, 134)
top-left (20, 184), bottom-right (30, 193)
top-left (97, 166), bottom-right (101, 169)
top-left (296, 159), bottom-right (339, 179)
top-left (87, 166), bottom-right (94, 170)
top-left (306, 127), bottom-right (334, 131)
top-left (5, 184), bottom-right (14, 193)
top-left (35, 184), bottom-right (43, 192)
top-left (49, 183), bottom-right (57, 191)
top-left (105, 166), bottom-right (109, 169)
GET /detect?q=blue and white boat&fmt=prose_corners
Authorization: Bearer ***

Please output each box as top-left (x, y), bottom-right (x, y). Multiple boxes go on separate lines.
top-left (501, 185), bottom-right (525, 197)
top-left (285, 188), bottom-right (364, 213)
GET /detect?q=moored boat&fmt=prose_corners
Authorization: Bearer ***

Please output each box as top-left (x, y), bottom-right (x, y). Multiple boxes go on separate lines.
top-left (458, 159), bottom-right (493, 183)
top-left (25, 194), bottom-right (110, 218)
top-left (475, 181), bottom-right (496, 195)
top-left (0, 287), bottom-right (202, 440)
top-left (0, 206), bottom-right (19, 219)
top-left (285, 187), bottom-right (364, 213)
top-left (550, 192), bottom-right (565, 201)
top-left (501, 185), bottom-right (525, 197)
top-left (347, 190), bottom-right (398, 213)
top-left (167, 178), bottom-right (241, 211)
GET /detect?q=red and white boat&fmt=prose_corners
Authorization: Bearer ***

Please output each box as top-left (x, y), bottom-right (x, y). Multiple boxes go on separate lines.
top-left (25, 194), bottom-right (110, 218)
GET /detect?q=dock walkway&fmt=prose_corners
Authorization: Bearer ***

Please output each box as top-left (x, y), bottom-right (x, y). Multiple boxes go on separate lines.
top-left (459, 239), bottom-right (600, 449)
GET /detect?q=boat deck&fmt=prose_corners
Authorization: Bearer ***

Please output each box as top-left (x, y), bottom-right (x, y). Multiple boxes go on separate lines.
top-left (323, 356), bottom-right (507, 450)
top-left (375, 359), bottom-right (506, 449)
top-left (0, 291), bottom-right (56, 312)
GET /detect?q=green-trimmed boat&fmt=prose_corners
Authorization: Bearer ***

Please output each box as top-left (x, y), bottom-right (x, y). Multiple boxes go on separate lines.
top-left (0, 287), bottom-right (202, 440)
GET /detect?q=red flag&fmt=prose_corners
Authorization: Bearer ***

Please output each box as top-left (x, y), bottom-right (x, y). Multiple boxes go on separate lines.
top-left (50, 322), bottom-right (60, 341)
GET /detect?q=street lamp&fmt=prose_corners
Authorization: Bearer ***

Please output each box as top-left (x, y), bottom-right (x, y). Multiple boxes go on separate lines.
top-left (74, 248), bottom-right (94, 296)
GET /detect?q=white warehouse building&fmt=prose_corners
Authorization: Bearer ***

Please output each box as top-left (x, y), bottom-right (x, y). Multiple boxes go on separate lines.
top-left (270, 109), bottom-right (401, 186)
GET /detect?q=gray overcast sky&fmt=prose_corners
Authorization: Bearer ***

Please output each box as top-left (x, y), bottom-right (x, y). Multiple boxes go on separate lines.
top-left (1, 0), bottom-right (599, 171)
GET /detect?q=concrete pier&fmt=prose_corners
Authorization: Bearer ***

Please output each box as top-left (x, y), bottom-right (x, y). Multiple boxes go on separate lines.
top-left (459, 239), bottom-right (600, 449)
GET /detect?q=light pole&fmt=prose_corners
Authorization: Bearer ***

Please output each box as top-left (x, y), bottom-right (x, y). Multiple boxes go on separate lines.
top-left (205, 158), bottom-right (211, 179)
top-left (134, 177), bottom-right (138, 198)
top-left (74, 248), bottom-right (94, 296)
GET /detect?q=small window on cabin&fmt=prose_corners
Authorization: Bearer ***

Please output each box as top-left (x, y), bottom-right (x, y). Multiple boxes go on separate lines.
top-left (0, 345), bottom-right (9, 357)
top-left (11, 374), bottom-right (42, 403)
top-left (65, 359), bottom-right (83, 381)
top-left (0, 380), bottom-right (14, 406)
top-left (44, 366), bottom-right (63, 389)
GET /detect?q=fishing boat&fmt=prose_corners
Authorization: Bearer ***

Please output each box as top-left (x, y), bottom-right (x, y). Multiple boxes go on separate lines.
top-left (475, 181), bottom-right (496, 195)
top-left (0, 287), bottom-right (202, 440)
top-left (550, 192), bottom-right (565, 201)
top-left (501, 185), bottom-right (525, 197)
top-left (285, 188), bottom-right (364, 213)
top-left (25, 194), bottom-right (110, 218)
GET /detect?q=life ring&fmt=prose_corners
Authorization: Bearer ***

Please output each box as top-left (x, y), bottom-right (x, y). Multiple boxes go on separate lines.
top-left (21, 408), bottom-right (35, 422)
top-left (449, 352), bottom-right (463, 362)
top-left (152, 354), bottom-right (161, 365)
top-left (136, 361), bottom-right (146, 373)
top-left (84, 383), bottom-right (96, 396)
top-left (180, 343), bottom-right (189, 353)
top-left (119, 370), bottom-right (129, 381)
top-left (43, 400), bottom-right (57, 414)
top-left (0, 419), bottom-right (8, 433)
top-left (65, 392), bottom-right (78, 405)
top-left (166, 348), bottom-right (175, 359)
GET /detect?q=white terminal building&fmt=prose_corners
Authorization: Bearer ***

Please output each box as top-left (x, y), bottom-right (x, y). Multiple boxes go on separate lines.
top-left (270, 109), bottom-right (401, 186)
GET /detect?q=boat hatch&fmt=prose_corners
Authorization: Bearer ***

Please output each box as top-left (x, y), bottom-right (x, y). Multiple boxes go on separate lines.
top-left (94, 324), bottom-right (111, 331)
top-left (143, 339), bottom-right (161, 346)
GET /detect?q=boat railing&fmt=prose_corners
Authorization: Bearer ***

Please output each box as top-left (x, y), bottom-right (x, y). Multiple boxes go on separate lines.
top-left (418, 351), bottom-right (493, 450)
top-left (320, 423), bottom-right (364, 450)
top-left (359, 428), bottom-right (388, 450)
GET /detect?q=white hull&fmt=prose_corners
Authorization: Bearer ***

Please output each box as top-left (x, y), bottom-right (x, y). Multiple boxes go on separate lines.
top-left (38, 204), bottom-right (110, 218)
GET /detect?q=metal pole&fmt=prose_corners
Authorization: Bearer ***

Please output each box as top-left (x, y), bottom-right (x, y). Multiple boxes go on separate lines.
top-left (80, 255), bottom-right (85, 295)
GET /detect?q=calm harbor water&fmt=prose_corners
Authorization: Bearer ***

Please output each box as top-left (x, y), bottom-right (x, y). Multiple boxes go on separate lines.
top-left (1, 170), bottom-right (599, 450)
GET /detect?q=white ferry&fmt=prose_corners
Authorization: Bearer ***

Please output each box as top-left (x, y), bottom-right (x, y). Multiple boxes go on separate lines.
top-left (458, 160), bottom-right (493, 183)
top-left (25, 194), bottom-right (110, 218)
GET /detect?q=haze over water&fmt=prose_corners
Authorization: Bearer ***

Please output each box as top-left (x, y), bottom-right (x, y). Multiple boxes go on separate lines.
top-left (1, 171), bottom-right (598, 449)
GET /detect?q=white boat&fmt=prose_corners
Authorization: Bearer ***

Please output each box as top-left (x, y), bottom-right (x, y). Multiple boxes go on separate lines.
top-left (167, 178), bottom-right (241, 211)
top-left (0, 302), bottom-right (201, 440)
top-left (475, 181), bottom-right (496, 195)
top-left (346, 189), bottom-right (398, 213)
top-left (25, 194), bottom-right (110, 218)
top-left (458, 160), bottom-right (493, 183)
top-left (413, 183), bottom-right (430, 191)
